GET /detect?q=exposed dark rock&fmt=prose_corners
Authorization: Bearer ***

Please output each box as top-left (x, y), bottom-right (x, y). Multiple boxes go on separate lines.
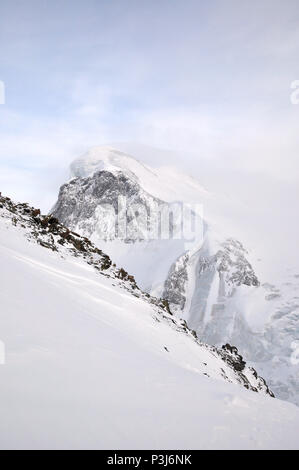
top-left (51, 170), bottom-right (182, 243)
top-left (222, 344), bottom-right (246, 372)
top-left (220, 343), bottom-right (275, 397)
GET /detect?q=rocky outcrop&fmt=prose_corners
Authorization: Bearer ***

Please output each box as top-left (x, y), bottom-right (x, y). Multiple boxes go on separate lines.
top-left (220, 344), bottom-right (275, 397)
top-left (163, 237), bottom-right (259, 315)
top-left (196, 238), bottom-right (259, 296)
top-left (162, 252), bottom-right (190, 311)
top-left (52, 170), bottom-right (169, 243)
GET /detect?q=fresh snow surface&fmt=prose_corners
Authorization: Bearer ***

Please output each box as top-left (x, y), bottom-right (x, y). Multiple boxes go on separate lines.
top-left (0, 212), bottom-right (299, 449)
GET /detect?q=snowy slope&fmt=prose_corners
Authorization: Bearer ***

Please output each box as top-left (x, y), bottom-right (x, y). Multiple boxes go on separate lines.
top-left (1, 195), bottom-right (299, 450)
top-left (70, 146), bottom-right (210, 204)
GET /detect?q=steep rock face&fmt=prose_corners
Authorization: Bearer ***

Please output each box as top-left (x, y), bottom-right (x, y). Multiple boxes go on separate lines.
top-left (163, 238), bottom-right (259, 314)
top-left (52, 170), bottom-right (165, 243)
top-left (52, 166), bottom-right (203, 296)
top-left (220, 344), bottom-right (274, 397)
top-left (163, 235), bottom-right (299, 405)
top-left (215, 239), bottom-right (259, 288)
top-left (163, 253), bottom-right (190, 313)
top-left (51, 169), bottom-right (201, 246)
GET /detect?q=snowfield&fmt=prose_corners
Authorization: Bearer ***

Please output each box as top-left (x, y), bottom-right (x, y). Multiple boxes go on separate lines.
top-left (0, 203), bottom-right (299, 450)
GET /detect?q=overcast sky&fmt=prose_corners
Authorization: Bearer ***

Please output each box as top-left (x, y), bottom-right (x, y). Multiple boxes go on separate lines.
top-left (0, 0), bottom-right (299, 215)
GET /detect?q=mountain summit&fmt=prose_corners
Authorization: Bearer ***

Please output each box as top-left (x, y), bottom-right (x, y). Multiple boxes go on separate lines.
top-left (69, 145), bottom-right (209, 203)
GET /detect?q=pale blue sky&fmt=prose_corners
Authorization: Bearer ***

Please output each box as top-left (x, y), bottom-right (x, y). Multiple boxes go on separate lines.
top-left (0, 0), bottom-right (299, 209)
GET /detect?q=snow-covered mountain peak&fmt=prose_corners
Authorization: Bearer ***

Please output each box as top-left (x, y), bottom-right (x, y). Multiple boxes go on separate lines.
top-left (69, 146), bottom-right (209, 205)
top-left (70, 146), bottom-right (156, 185)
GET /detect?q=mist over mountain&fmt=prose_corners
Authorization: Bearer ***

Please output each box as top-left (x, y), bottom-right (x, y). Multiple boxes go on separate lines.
top-left (52, 146), bottom-right (299, 406)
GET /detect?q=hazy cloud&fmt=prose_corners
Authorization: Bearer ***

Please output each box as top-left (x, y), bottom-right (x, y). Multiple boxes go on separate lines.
top-left (0, 0), bottom-right (299, 209)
